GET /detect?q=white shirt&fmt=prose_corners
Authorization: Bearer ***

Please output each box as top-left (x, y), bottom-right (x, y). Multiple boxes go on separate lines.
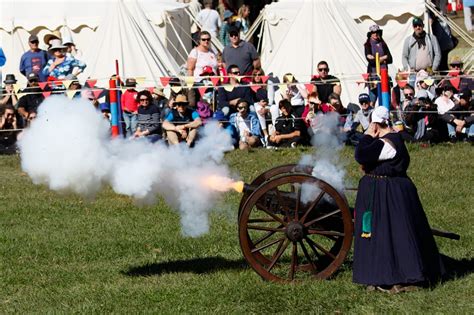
top-left (435, 96), bottom-right (455, 114)
top-left (188, 48), bottom-right (218, 80)
top-left (197, 8), bottom-right (221, 38)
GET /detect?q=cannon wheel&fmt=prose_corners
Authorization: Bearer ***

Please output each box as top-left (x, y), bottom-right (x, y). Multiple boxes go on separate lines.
top-left (239, 173), bottom-right (353, 282)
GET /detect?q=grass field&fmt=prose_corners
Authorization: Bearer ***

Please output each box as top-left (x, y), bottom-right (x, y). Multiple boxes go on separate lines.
top-left (0, 143), bottom-right (473, 313)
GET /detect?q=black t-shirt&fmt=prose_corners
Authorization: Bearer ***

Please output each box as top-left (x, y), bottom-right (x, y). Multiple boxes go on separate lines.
top-left (17, 87), bottom-right (44, 113)
top-left (311, 75), bottom-right (340, 103)
top-left (275, 114), bottom-right (303, 135)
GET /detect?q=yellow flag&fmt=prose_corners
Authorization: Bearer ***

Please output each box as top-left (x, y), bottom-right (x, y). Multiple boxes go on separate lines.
top-left (278, 84), bottom-right (287, 95)
top-left (423, 79), bottom-right (434, 86)
top-left (62, 80), bottom-right (73, 89)
top-left (184, 76), bottom-right (195, 88)
top-left (13, 84), bottom-right (22, 94)
top-left (171, 86), bottom-right (182, 94)
top-left (16, 92), bottom-right (24, 99)
top-left (66, 90), bottom-right (77, 99)
top-left (164, 87), bottom-right (172, 99)
top-left (135, 76), bottom-right (146, 85)
top-left (223, 84), bottom-right (234, 92)
top-left (235, 75), bottom-right (242, 83)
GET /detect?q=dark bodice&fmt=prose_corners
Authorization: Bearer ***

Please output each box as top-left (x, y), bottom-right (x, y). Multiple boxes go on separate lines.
top-left (355, 132), bottom-right (410, 177)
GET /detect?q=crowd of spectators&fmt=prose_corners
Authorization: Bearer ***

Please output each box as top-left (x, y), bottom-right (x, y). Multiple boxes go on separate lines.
top-left (0, 2), bottom-right (473, 154)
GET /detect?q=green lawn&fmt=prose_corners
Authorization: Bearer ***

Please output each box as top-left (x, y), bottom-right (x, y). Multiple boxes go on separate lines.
top-left (0, 144), bottom-right (473, 313)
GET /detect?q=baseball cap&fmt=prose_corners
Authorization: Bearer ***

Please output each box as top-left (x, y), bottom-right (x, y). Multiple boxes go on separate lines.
top-left (459, 88), bottom-right (472, 101)
top-left (28, 34), bottom-right (39, 43)
top-left (371, 106), bottom-right (389, 124)
top-left (412, 17), bottom-right (424, 27)
top-left (27, 72), bottom-right (39, 81)
top-left (358, 93), bottom-right (371, 103)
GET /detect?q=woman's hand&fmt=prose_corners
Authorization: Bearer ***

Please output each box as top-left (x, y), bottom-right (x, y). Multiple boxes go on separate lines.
top-left (365, 122), bottom-right (379, 138)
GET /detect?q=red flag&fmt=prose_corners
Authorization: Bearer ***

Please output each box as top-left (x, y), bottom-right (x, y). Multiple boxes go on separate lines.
top-left (38, 82), bottom-right (48, 90)
top-left (92, 89), bottom-right (103, 99)
top-left (250, 84), bottom-right (260, 93)
top-left (261, 75), bottom-right (269, 84)
top-left (147, 87), bottom-right (154, 93)
top-left (304, 83), bottom-right (314, 94)
top-left (210, 76), bottom-right (221, 86)
top-left (361, 73), bottom-right (369, 81)
top-left (397, 80), bottom-right (408, 89)
top-left (42, 91), bottom-right (52, 98)
top-left (449, 77), bottom-right (461, 90)
top-left (86, 79), bottom-right (97, 88)
top-left (198, 87), bottom-right (208, 98)
top-left (160, 77), bottom-right (171, 87)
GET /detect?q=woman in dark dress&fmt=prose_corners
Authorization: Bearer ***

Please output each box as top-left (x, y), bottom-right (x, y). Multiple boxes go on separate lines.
top-left (353, 106), bottom-right (445, 293)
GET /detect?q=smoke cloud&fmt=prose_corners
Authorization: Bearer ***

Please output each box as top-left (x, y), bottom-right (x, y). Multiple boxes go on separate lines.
top-left (18, 96), bottom-right (234, 237)
top-left (300, 112), bottom-right (346, 202)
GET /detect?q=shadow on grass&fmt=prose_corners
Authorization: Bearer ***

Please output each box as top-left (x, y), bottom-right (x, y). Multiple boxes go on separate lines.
top-left (441, 254), bottom-right (474, 282)
top-left (123, 256), bottom-right (249, 277)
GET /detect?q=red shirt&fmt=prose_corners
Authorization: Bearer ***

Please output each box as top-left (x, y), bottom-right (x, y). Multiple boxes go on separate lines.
top-left (121, 89), bottom-right (138, 113)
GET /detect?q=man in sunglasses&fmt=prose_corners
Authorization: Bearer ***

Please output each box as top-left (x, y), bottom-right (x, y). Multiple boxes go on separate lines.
top-left (222, 25), bottom-right (261, 78)
top-left (19, 35), bottom-right (49, 82)
top-left (402, 17), bottom-right (441, 73)
top-left (310, 61), bottom-right (341, 103)
top-left (438, 56), bottom-right (474, 93)
top-left (17, 73), bottom-right (44, 125)
top-left (217, 64), bottom-right (253, 117)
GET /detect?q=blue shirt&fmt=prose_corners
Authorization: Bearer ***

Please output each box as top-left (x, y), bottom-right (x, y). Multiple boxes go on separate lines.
top-left (0, 48), bottom-right (6, 67)
top-left (20, 49), bottom-right (49, 81)
top-left (42, 55), bottom-right (86, 79)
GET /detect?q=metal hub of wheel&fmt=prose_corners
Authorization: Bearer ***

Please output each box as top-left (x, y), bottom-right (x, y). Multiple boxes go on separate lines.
top-left (286, 221), bottom-right (306, 242)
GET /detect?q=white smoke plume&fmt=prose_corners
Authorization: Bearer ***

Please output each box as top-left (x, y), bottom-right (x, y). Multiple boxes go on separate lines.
top-left (18, 96), bottom-right (235, 237)
top-left (300, 112), bottom-right (346, 202)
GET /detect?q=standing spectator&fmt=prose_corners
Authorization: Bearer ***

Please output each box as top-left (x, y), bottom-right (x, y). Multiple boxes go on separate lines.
top-left (430, 12), bottom-right (458, 72)
top-left (222, 25), bottom-right (260, 76)
top-left (235, 4), bottom-right (251, 38)
top-left (187, 31), bottom-right (218, 80)
top-left (42, 39), bottom-right (86, 80)
top-left (364, 25), bottom-right (392, 103)
top-left (17, 73), bottom-right (44, 123)
top-left (197, 0), bottom-right (221, 39)
top-left (121, 78), bottom-right (139, 137)
top-left (268, 100), bottom-right (304, 148)
top-left (463, 0), bottom-right (474, 33)
top-left (43, 30), bottom-right (62, 58)
top-left (219, 10), bottom-right (234, 47)
top-left (1, 74), bottom-right (18, 107)
top-left (19, 35), bottom-right (49, 82)
top-left (134, 90), bottom-right (162, 143)
top-left (281, 73), bottom-right (307, 117)
top-left (162, 94), bottom-right (202, 146)
top-left (228, 99), bottom-right (262, 150)
top-left (217, 64), bottom-right (253, 117)
top-left (402, 17), bottom-right (441, 74)
top-left (311, 61), bottom-right (341, 103)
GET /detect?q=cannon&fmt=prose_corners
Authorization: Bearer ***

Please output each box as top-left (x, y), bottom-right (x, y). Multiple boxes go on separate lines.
top-left (237, 164), bottom-right (460, 283)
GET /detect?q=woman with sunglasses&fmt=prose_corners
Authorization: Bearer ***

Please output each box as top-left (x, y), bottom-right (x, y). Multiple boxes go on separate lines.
top-left (42, 39), bottom-right (86, 80)
top-left (133, 90), bottom-right (162, 143)
top-left (187, 31), bottom-right (217, 81)
top-left (228, 99), bottom-right (262, 150)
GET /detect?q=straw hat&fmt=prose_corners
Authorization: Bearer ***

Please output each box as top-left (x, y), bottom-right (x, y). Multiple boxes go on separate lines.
top-left (43, 30), bottom-right (62, 45)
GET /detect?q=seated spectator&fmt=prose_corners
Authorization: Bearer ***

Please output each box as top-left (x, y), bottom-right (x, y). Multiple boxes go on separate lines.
top-left (415, 70), bottom-right (435, 100)
top-left (151, 87), bottom-right (168, 113)
top-left (1, 74), bottom-right (18, 107)
top-left (134, 90), bottom-right (162, 143)
top-left (439, 88), bottom-right (474, 143)
top-left (344, 93), bottom-right (374, 145)
top-left (68, 79), bottom-right (82, 99)
top-left (42, 39), bottom-right (86, 80)
top-left (268, 100), bottom-right (304, 148)
top-left (162, 94), bottom-right (202, 146)
top-left (229, 99), bottom-right (262, 150)
top-left (281, 73), bottom-right (307, 117)
top-left (302, 91), bottom-right (323, 128)
top-left (196, 88), bottom-right (214, 124)
top-left (252, 69), bottom-right (274, 145)
top-left (17, 73), bottom-right (44, 123)
top-left (187, 31), bottom-right (218, 80)
top-left (405, 91), bottom-right (440, 143)
top-left (0, 104), bottom-right (20, 154)
top-left (217, 64), bottom-right (253, 117)
top-left (311, 61), bottom-right (341, 103)
top-left (438, 56), bottom-right (474, 93)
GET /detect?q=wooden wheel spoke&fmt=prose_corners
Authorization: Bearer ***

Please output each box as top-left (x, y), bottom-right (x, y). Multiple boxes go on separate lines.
top-left (300, 191), bottom-right (325, 223)
top-left (299, 240), bottom-right (317, 272)
top-left (307, 230), bottom-right (345, 237)
top-left (247, 225), bottom-right (285, 232)
top-left (289, 242), bottom-right (298, 280)
top-left (305, 237), bottom-right (336, 260)
top-left (258, 204), bottom-right (288, 226)
top-left (252, 224), bottom-right (284, 246)
top-left (248, 217), bottom-right (282, 223)
top-left (267, 239), bottom-right (290, 272)
top-left (251, 237), bottom-right (286, 254)
top-left (294, 184), bottom-right (301, 221)
top-left (305, 237), bottom-right (322, 258)
top-left (304, 209), bottom-right (341, 228)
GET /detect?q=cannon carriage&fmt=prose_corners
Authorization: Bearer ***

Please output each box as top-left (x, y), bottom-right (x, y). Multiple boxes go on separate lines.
top-left (237, 164), bottom-right (459, 283)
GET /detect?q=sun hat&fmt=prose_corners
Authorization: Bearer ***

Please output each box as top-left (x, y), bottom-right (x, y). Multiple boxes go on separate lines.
top-left (48, 39), bottom-right (66, 51)
top-left (174, 94), bottom-right (189, 105)
top-left (371, 106), bottom-right (389, 124)
top-left (43, 30), bottom-right (61, 45)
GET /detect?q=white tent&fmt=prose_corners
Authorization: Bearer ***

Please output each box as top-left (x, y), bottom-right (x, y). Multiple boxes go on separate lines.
top-left (260, 0), bottom-right (426, 104)
top-left (0, 0), bottom-right (191, 85)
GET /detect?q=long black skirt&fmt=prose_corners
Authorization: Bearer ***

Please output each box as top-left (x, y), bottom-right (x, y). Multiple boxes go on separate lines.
top-left (352, 175), bottom-right (445, 286)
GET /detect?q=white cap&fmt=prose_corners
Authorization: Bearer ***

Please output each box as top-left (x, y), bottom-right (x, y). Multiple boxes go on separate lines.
top-left (371, 106), bottom-right (389, 124)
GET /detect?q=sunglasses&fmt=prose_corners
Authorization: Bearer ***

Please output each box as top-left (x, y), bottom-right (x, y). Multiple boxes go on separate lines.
top-left (201, 37), bottom-right (211, 42)
top-left (404, 93), bottom-right (414, 97)
top-left (414, 24), bottom-right (423, 28)
top-left (309, 101), bottom-right (319, 106)
top-left (231, 71), bottom-right (241, 75)
top-left (30, 40), bottom-right (39, 44)
top-left (237, 106), bottom-right (247, 110)
top-left (318, 68), bottom-right (328, 72)
top-left (229, 33), bottom-right (239, 38)
top-left (450, 64), bottom-right (462, 68)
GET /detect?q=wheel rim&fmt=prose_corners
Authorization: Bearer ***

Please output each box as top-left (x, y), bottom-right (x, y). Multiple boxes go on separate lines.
top-left (239, 174), bottom-right (353, 282)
